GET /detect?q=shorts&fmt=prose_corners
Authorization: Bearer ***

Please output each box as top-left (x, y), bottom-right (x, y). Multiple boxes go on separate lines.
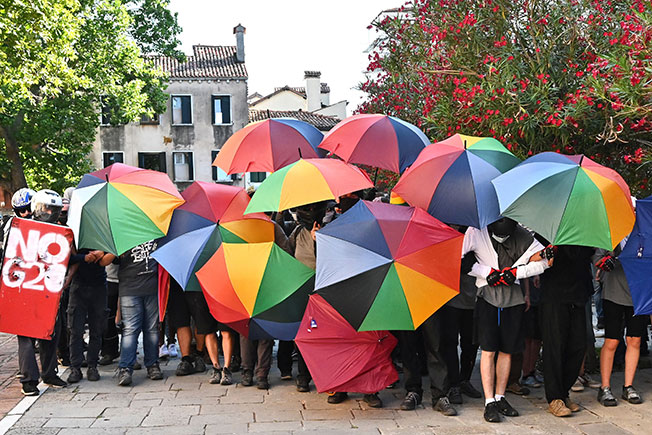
top-left (473, 297), bottom-right (525, 354)
top-left (523, 305), bottom-right (541, 340)
top-left (167, 281), bottom-right (219, 335)
top-left (603, 299), bottom-right (648, 339)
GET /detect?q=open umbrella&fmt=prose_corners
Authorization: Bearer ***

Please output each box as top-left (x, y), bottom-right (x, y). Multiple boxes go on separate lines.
top-left (152, 182), bottom-right (274, 291)
top-left (68, 163), bottom-right (184, 255)
top-left (318, 114), bottom-right (429, 173)
top-left (295, 294), bottom-right (398, 394)
top-left (196, 241), bottom-right (315, 340)
top-left (213, 118), bottom-right (325, 174)
top-left (392, 135), bottom-right (519, 228)
top-left (492, 153), bottom-right (635, 250)
top-left (244, 158), bottom-right (373, 214)
top-left (315, 200), bottom-right (462, 331)
top-left (620, 195), bottom-right (652, 315)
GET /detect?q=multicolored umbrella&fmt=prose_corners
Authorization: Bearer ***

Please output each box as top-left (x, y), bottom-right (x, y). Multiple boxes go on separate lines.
top-left (152, 182), bottom-right (274, 292)
top-left (315, 200), bottom-right (462, 331)
top-left (491, 153), bottom-right (635, 250)
top-left (245, 158), bottom-right (373, 213)
top-left (213, 118), bottom-right (325, 174)
top-left (620, 195), bottom-right (652, 315)
top-left (196, 242), bottom-right (316, 340)
top-left (295, 294), bottom-right (398, 394)
top-left (392, 135), bottom-right (519, 228)
top-left (318, 114), bottom-right (429, 174)
top-left (68, 163), bottom-right (184, 255)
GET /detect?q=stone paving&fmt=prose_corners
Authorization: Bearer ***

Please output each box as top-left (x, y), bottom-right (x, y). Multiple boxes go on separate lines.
top-left (3, 349), bottom-right (652, 435)
top-left (0, 334), bottom-right (26, 420)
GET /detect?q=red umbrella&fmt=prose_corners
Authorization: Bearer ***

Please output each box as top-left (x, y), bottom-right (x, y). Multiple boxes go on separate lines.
top-left (295, 294), bottom-right (398, 394)
top-left (158, 266), bottom-right (170, 323)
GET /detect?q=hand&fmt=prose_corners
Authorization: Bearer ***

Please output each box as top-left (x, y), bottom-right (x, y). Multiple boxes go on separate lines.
top-left (540, 244), bottom-right (556, 261)
top-left (596, 255), bottom-right (616, 272)
top-left (310, 222), bottom-right (320, 241)
top-left (524, 294), bottom-right (531, 312)
top-left (501, 267), bottom-right (518, 286)
top-left (486, 268), bottom-right (502, 287)
top-left (532, 275), bottom-right (540, 288)
top-left (84, 250), bottom-right (104, 263)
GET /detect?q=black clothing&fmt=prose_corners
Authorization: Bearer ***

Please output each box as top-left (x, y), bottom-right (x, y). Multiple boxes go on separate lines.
top-left (19, 314), bottom-right (61, 385)
top-left (541, 245), bottom-right (594, 305)
top-left (68, 281), bottom-right (107, 368)
top-left (101, 281), bottom-right (120, 358)
top-left (69, 249), bottom-right (107, 285)
top-left (167, 280), bottom-right (218, 334)
top-left (474, 297), bottom-right (525, 354)
top-left (116, 242), bottom-right (158, 297)
top-left (439, 305), bottom-right (477, 385)
top-left (277, 340), bottom-right (294, 375)
top-left (603, 299), bottom-right (648, 339)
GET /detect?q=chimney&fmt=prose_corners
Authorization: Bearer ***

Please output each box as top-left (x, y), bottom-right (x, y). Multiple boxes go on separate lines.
top-left (233, 24), bottom-right (246, 63)
top-left (304, 70), bottom-right (321, 112)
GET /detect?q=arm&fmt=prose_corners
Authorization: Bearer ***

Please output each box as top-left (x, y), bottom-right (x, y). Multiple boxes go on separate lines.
top-left (99, 253), bottom-right (116, 267)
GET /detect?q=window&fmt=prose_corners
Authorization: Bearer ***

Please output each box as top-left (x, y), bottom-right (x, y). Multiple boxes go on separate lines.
top-left (140, 113), bottom-right (159, 125)
top-left (171, 95), bottom-right (192, 125)
top-left (100, 97), bottom-right (111, 125)
top-left (173, 151), bottom-right (194, 181)
top-left (138, 152), bottom-right (166, 173)
top-left (211, 150), bottom-right (234, 182)
top-left (250, 172), bottom-right (267, 183)
top-left (103, 152), bottom-right (124, 168)
top-left (212, 95), bottom-right (232, 125)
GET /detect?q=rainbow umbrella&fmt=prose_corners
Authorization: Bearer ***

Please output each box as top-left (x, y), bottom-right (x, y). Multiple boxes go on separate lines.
top-left (152, 182), bottom-right (274, 292)
top-left (68, 163), bottom-right (184, 255)
top-left (213, 118), bottom-right (325, 174)
top-left (492, 153), bottom-right (635, 250)
top-left (245, 158), bottom-right (373, 213)
top-left (392, 134), bottom-right (519, 228)
top-left (196, 242), bottom-right (316, 340)
top-left (315, 200), bottom-right (463, 331)
top-left (620, 195), bottom-right (652, 314)
top-left (318, 114), bottom-right (429, 173)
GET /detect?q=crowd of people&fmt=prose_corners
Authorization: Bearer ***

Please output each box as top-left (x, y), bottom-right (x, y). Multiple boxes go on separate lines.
top-left (1, 186), bottom-right (648, 423)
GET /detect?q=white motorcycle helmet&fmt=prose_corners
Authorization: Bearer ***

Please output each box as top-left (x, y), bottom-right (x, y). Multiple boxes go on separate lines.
top-left (31, 189), bottom-right (63, 223)
top-left (11, 187), bottom-right (36, 217)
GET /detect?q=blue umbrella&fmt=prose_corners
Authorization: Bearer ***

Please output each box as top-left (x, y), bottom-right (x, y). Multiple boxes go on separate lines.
top-left (620, 195), bottom-right (652, 315)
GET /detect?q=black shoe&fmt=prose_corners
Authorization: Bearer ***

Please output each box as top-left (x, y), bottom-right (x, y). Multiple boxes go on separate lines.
top-left (296, 379), bottom-right (310, 392)
top-left (42, 376), bottom-right (67, 388)
top-left (147, 363), bottom-right (163, 380)
top-left (87, 366), bottom-right (100, 382)
top-left (118, 368), bottom-right (132, 386)
top-left (327, 392), bottom-right (348, 404)
top-left (176, 358), bottom-right (196, 376)
top-left (400, 391), bottom-right (421, 411)
top-left (256, 378), bottom-right (269, 390)
top-left (241, 369), bottom-right (253, 387)
top-left (448, 386), bottom-right (463, 404)
top-left (598, 386), bottom-right (618, 406)
top-left (98, 354), bottom-right (116, 366)
top-left (622, 385), bottom-right (643, 404)
top-left (230, 355), bottom-right (241, 373)
top-left (363, 393), bottom-right (383, 408)
top-left (433, 396), bottom-right (457, 416)
top-left (209, 367), bottom-right (222, 385)
top-left (193, 356), bottom-right (206, 373)
top-left (220, 367), bottom-right (233, 385)
top-left (21, 382), bottom-right (39, 396)
top-left (459, 380), bottom-right (482, 398)
top-left (67, 367), bottom-right (83, 384)
top-left (496, 397), bottom-right (519, 416)
top-left (484, 401), bottom-right (502, 422)
top-left (506, 382), bottom-right (530, 396)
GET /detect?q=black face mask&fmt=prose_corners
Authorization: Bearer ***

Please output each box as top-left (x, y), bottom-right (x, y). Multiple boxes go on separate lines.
top-left (338, 197), bottom-right (359, 213)
top-left (296, 205), bottom-right (326, 230)
top-left (58, 211), bottom-right (68, 226)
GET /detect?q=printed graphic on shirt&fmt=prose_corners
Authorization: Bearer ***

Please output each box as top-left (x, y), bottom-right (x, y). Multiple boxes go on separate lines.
top-left (131, 241), bottom-right (157, 275)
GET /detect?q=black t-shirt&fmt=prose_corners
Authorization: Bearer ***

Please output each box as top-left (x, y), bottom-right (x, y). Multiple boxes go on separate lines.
top-left (116, 241), bottom-right (158, 297)
top-left (70, 249), bottom-right (107, 287)
top-left (541, 245), bottom-right (595, 305)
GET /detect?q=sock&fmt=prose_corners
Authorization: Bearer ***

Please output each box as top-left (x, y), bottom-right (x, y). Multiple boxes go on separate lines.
top-left (485, 398), bottom-right (496, 406)
top-left (495, 394), bottom-right (505, 401)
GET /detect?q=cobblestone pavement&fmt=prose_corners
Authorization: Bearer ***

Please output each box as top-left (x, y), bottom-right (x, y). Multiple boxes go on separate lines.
top-left (2, 349), bottom-right (652, 435)
top-left (0, 334), bottom-right (25, 420)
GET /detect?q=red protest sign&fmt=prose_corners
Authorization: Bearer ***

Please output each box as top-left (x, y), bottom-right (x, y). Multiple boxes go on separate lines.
top-left (0, 218), bottom-right (73, 339)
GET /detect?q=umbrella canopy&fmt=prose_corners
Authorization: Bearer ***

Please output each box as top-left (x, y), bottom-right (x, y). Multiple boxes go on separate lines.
top-left (492, 153), bottom-right (635, 250)
top-left (318, 114), bottom-right (429, 173)
top-left (152, 182), bottom-right (274, 292)
top-left (295, 294), bottom-right (398, 394)
top-left (315, 200), bottom-right (462, 331)
top-left (213, 118), bottom-right (325, 174)
top-left (392, 135), bottom-right (519, 228)
top-left (196, 241), bottom-right (316, 340)
top-left (244, 158), bottom-right (373, 213)
top-left (620, 195), bottom-right (652, 315)
top-left (68, 163), bottom-right (184, 255)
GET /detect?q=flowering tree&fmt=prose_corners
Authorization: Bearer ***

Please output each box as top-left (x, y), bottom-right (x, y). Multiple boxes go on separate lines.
top-left (360, 0), bottom-right (652, 195)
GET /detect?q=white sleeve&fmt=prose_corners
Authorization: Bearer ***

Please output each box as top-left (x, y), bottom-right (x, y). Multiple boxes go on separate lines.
top-left (514, 239), bottom-right (549, 279)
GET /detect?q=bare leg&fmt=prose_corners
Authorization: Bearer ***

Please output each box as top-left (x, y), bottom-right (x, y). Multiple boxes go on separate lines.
top-left (195, 330), bottom-right (205, 353)
top-left (204, 332), bottom-right (220, 368)
top-left (495, 352), bottom-right (511, 396)
top-left (600, 338), bottom-right (618, 387)
top-left (480, 350), bottom-right (496, 399)
top-left (176, 326), bottom-right (192, 357)
top-left (221, 331), bottom-right (234, 368)
top-left (624, 336), bottom-right (641, 386)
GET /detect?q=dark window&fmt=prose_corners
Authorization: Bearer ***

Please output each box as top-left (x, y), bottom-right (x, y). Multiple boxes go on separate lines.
top-left (173, 151), bottom-right (194, 181)
top-left (138, 152), bottom-right (167, 173)
top-left (250, 172), bottom-right (267, 183)
top-left (171, 96), bottom-right (192, 124)
top-left (101, 98), bottom-right (111, 125)
top-left (103, 152), bottom-right (123, 167)
top-left (212, 95), bottom-right (231, 124)
top-left (211, 150), bottom-right (234, 182)
top-left (140, 113), bottom-right (159, 124)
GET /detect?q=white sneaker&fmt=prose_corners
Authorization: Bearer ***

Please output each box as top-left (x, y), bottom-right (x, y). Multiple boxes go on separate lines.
top-left (168, 343), bottom-right (178, 358)
top-left (159, 344), bottom-right (170, 359)
top-left (571, 377), bottom-right (584, 392)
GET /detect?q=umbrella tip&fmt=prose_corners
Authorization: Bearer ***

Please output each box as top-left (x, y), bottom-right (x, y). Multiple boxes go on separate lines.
top-left (464, 140), bottom-right (467, 150)
top-left (579, 155), bottom-right (584, 165)
top-left (298, 147), bottom-right (303, 159)
top-left (105, 174), bottom-right (109, 182)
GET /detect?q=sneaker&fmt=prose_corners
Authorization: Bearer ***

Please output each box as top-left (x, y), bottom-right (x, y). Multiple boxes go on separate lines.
top-left (159, 345), bottom-right (170, 360)
top-left (578, 374), bottom-right (600, 389)
top-left (296, 379), bottom-right (309, 392)
top-left (598, 386), bottom-right (618, 406)
top-left (167, 343), bottom-right (179, 358)
top-left (506, 382), bottom-right (530, 396)
top-left (147, 363), bottom-right (163, 380)
top-left (133, 360), bottom-right (142, 370)
top-left (176, 358), bottom-right (196, 376)
top-left (534, 370), bottom-right (544, 384)
top-left (400, 391), bottom-right (421, 411)
top-left (496, 397), bottom-right (519, 416)
top-left (448, 385), bottom-right (463, 404)
top-left (98, 354), bottom-right (117, 366)
top-left (42, 376), bottom-right (67, 388)
top-left (571, 377), bottom-right (585, 392)
top-left (433, 396), bottom-right (457, 416)
top-left (241, 369), bottom-right (253, 387)
top-left (220, 366), bottom-right (233, 385)
top-left (522, 374), bottom-right (542, 388)
top-left (564, 397), bottom-right (580, 412)
top-left (280, 372), bottom-right (292, 381)
top-left (622, 385), bottom-right (642, 404)
top-left (547, 399), bottom-right (572, 417)
top-left (459, 380), bottom-right (482, 398)
top-left (118, 367), bottom-right (132, 386)
top-left (363, 393), bottom-right (383, 408)
top-left (256, 377), bottom-right (270, 390)
top-left (67, 367), bottom-right (82, 384)
top-left (484, 401), bottom-right (501, 423)
top-left (87, 366), bottom-right (100, 382)
top-left (193, 356), bottom-right (206, 373)
top-left (209, 367), bottom-right (222, 385)
top-left (327, 392), bottom-right (348, 404)
top-left (21, 382), bottom-right (39, 396)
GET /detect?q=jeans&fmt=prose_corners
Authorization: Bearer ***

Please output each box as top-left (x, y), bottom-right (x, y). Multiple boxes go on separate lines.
top-left (119, 294), bottom-right (159, 370)
top-left (68, 282), bottom-right (107, 368)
